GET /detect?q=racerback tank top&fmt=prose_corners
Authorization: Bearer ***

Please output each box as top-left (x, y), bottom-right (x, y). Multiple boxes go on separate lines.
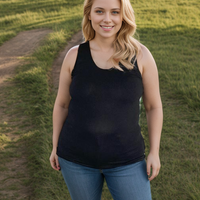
top-left (57, 41), bottom-right (145, 169)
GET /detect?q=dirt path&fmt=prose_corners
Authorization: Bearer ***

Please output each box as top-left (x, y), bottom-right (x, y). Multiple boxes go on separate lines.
top-left (0, 29), bottom-right (52, 84)
top-left (0, 28), bottom-right (52, 200)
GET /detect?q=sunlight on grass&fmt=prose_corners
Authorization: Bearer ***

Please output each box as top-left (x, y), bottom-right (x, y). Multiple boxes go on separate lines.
top-left (0, 133), bottom-right (10, 149)
top-left (0, 3), bottom-right (83, 45)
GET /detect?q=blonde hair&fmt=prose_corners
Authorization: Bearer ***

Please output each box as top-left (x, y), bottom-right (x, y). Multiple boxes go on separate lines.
top-left (82, 0), bottom-right (141, 70)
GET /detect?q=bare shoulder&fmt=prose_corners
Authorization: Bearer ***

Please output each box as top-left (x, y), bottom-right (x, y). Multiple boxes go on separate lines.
top-left (62, 45), bottom-right (80, 74)
top-left (136, 42), bottom-right (157, 74)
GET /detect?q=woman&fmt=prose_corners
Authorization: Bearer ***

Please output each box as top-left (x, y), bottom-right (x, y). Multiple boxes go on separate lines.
top-left (50, 0), bottom-right (163, 199)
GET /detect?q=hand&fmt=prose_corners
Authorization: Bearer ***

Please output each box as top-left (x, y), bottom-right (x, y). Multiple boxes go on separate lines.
top-left (146, 152), bottom-right (161, 181)
top-left (49, 149), bottom-right (60, 171)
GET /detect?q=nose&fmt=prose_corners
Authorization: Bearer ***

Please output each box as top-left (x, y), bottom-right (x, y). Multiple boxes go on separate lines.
top-left (103, 12), bottom-right (111, 24)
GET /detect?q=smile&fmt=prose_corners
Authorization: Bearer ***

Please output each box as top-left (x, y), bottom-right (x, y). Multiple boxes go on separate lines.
top-left (100, 25), bottom-right (114, 31)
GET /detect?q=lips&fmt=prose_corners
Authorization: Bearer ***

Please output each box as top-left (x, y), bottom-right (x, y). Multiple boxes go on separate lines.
top-left (100, 25), bottom-right (115, 32)
top-left (100, 25), bottom-right (114, 29)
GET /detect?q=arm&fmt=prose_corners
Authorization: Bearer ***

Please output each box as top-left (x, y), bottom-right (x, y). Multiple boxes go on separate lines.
top-left (49, 46), bottom-right (79, 171)
top-left (138, 44), bottom-right (163, 181)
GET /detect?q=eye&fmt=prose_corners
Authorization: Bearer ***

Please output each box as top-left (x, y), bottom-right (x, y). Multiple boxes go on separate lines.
top-left (112, 11), bottom-right (119, 14)
top-left (96, 10), bottom-right (103, 14)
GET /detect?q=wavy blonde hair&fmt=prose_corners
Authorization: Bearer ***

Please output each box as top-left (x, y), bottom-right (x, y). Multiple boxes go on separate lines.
top-left (82, 0), bottom-right (141, 70)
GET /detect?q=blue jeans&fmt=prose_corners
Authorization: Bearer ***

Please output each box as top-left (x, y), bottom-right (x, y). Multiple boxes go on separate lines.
top-left (58, 157), bottom-right (152, 200)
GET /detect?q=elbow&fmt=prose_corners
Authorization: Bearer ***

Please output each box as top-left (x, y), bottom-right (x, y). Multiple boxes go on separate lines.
top-left (144, 103), bottom-right (163, 113)
top-left (54, 100), bottom-right (69, 111)
top-left (54, 96), bottom-right (71, 110)
top-left (57, 103), bottom-right (69, 110)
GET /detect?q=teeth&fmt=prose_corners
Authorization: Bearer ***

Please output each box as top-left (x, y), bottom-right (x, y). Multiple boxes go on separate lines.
top-left (101, 26), bottom-right (113, 29)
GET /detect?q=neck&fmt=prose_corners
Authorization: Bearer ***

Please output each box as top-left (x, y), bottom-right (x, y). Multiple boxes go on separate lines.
top-left (92, 36), bottom-right (116, 52)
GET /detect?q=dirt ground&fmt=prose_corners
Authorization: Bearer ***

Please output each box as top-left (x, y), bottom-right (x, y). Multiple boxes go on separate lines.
top-left (0, 28), bottom-right (52, 199)
top-left (0, 29), bottom-right (83, 199)
top-left (0, 29), bottom-right (53, 84)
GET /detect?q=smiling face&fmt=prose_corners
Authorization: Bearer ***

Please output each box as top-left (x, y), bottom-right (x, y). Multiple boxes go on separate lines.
top-left (89, 0), bottom-right (122, 41)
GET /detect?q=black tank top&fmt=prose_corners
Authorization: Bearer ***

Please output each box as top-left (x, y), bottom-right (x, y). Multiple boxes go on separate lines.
top-left (57, 41), bottom-right (145, 169)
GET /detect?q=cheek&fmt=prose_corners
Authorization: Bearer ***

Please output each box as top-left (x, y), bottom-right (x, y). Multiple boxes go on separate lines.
top-left (90, 14), bottom-right (102, 24)
top-left (117, 17), bottom-right (123, 24)
top-left (91, 20), bottom-right (99, 29)
top-left (115, 18), bottom-right (123, 29)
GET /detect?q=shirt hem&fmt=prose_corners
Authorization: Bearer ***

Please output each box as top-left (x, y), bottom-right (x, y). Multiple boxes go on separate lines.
top-left (57, 152), bottom-right (145, 169)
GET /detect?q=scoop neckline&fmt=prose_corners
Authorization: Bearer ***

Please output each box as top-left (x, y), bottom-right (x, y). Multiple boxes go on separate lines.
top-left (87, 41), bottom-right (115, 71)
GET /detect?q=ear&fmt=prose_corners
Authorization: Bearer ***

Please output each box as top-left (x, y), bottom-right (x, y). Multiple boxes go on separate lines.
top-left (89, 15), bottom-right (91, 20)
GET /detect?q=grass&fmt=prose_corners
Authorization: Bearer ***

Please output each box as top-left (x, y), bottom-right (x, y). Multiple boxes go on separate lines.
top-left (0, 0), bottom-right (83, 45)
top-left (0, 0), bottom-right (200, 199)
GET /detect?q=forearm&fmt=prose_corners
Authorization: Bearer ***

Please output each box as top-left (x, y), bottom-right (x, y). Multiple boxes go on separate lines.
top-left (146, 106), bottom-right (163, 155)
top-left (52, 103), bottom-right (69, 150)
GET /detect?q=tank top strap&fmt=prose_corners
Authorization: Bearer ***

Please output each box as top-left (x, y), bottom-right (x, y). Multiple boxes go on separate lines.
top-left (119, 56), bottom-right (142, 79)
top-left (71, 41), bottom-right (91, 77)
top-left (132, 56), bottom-right (142, 79)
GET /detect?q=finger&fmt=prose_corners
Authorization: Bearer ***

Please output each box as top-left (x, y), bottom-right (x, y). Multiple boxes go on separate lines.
top-left (55, 157), bottom-right (60, 170)
top-left (156, 168), bottom-right (160, 176)
top-left (149, 167), bottom-right (157, 181)
top-left (146, 161), bottom-right (151, 176)
top-left (156, 164), bottom-right (161, 176)
top-left (50, 160), bottom-right (57, 170)
top-left (50, 159), bottom-right (59, 171)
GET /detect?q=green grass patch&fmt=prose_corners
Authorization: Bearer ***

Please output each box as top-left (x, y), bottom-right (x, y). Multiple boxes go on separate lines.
top-left (0, 133), bottom-right (10, 149)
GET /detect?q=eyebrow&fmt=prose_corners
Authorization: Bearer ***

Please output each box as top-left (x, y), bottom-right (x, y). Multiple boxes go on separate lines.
top-left (94, 7), bottom-right (120, 10)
